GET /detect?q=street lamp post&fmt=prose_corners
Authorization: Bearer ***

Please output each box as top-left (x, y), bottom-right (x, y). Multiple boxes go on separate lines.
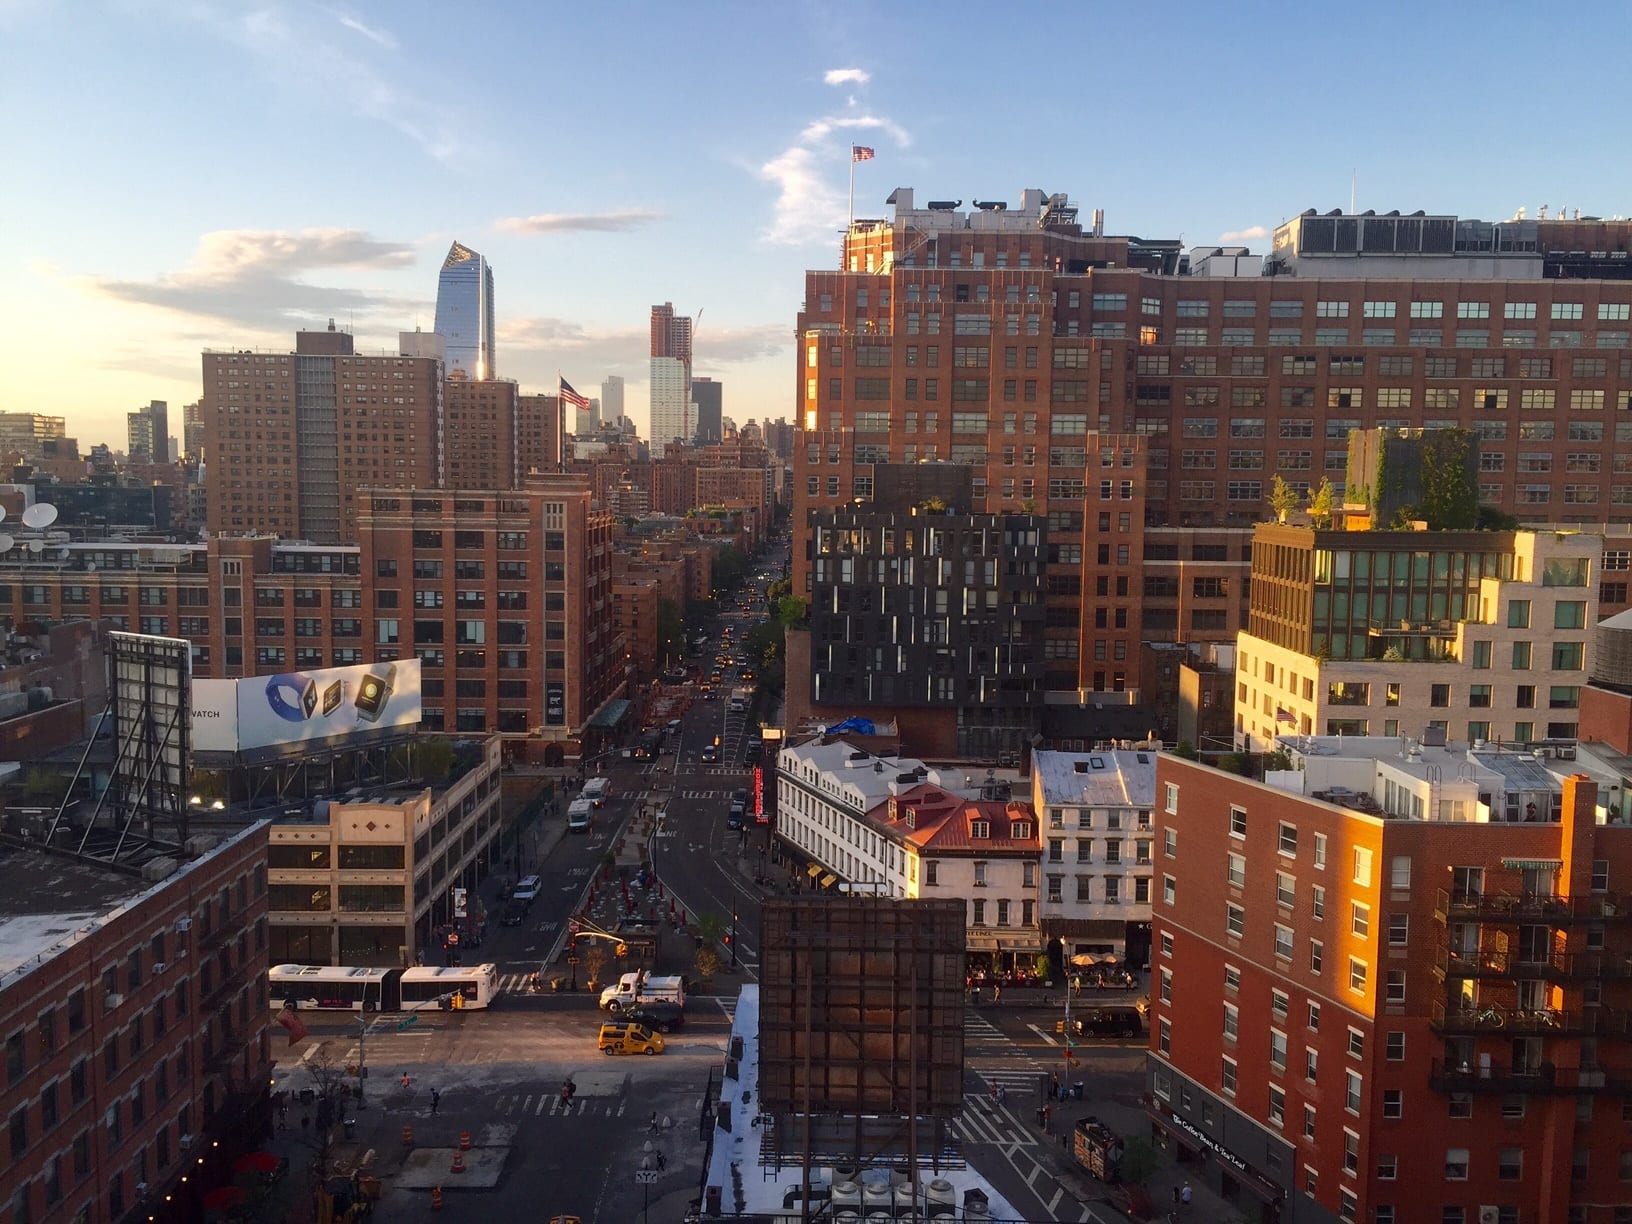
top-left (730, 908), bottom-right (738, 968)
top-left (355, 979), bottom-right (377, 1106)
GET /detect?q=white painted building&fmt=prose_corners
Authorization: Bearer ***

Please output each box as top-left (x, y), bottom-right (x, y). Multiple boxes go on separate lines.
top-left (1236, 530), bottom-right (1601, 750)
top-left (1030, 749), bottom-right (1158, 964)
top-left (774, 737), bottom-right (961, 895)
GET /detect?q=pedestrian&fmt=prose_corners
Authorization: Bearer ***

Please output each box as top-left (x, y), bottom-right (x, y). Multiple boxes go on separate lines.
top-left (656, 1150), bottom-right (667, 1171)
top-left (996, 1084), bottom-right (1007, 1106)
top-left (1049, 1072), bottom-right (1060, 1099)
top-left (992, 984), bottom-right (1002, 1005)
top-left (648, 1110), bottom-right (659, 1134)
top-left (1181, 1182), bottom-right (1192, 1207)
top-left (1172, 1186), bottom-right (1181, 1206)
top-left (430, 1088), bottom-right (440, 1115)
top-left (401, 1072), bottom-right (411, 1090)
top-left (1042, 1104), bottom-right (1052, 1132)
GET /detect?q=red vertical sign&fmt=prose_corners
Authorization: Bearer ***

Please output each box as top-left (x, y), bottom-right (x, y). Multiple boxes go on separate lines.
top-left (753, 764), bottom-right (766, 823)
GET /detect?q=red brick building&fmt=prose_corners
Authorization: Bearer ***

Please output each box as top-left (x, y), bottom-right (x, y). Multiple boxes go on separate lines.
top-left (202, 327), bottom-right (442, 544)
top-left (1151, 748), bottom-right (1632, 1224)
top-left (0, 483), bottom-right (623, 750)
top-left (0, 824), bottom-right (271, 1224)
top-left (795, 191), bottom-right (1632, 696)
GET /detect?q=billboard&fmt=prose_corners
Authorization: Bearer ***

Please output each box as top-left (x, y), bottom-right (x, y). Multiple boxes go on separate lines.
top-left (192, 659), bottom-right (422, 755)
top-left (758, 897), bottom-right (965, 1119)
top-left (108, 632), bottom-right (193, 842)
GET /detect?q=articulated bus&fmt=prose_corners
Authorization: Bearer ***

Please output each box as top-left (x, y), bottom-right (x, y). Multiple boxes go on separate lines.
top-left (269, 963), bottom-right (497, 1012)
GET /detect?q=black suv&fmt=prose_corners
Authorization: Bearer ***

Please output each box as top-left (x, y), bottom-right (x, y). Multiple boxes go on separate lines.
top-left (499, 903), bottom-right (527, 927)
top-left (1063, 1006), bottom-right (1144, 1039)
top-left (623, 1001), bottom-right (686, 1033)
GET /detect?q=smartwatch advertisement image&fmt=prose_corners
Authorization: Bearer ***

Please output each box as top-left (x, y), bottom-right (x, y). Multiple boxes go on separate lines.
top-left (191, 659), bottom-right (422, 757)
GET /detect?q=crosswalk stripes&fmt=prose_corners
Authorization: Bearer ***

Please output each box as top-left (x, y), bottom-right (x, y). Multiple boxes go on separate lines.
top-left (950, 1094), bottom-right (1038, 1147)
top-left (489, 1091), bottom-right (629, 1120)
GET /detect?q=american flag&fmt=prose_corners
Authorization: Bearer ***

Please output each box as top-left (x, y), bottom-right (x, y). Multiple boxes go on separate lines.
top-left (852, 145), bottom-right (875, 162)
top-left (559, 377), bottom-right (590, 409)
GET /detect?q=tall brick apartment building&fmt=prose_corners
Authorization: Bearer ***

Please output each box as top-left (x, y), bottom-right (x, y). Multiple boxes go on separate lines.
top-left (202, 327), bottom-right (566, 543)
top-left (1151, 745), bottom-right (1632, 1224)
top-left (0, 480), bottom-right (622, 748)
top-left (0, 824), bottom-right (271, 1224)
top-left (795, 190), bottom-right (1632, 698)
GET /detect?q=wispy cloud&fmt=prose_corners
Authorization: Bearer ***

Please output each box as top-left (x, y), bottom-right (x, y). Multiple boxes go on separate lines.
top-left (80, 228), bottom-right (424, 332)
top-left (178, 2), bottom-right (459, 162)
top-left (500, 317), bottom-right (647, 379)
top-left (494, 209), bottom-right (665, 235)
top-left (332, 9), bottom-right (398, 50)
top-left (1219, 225), bottom-right (1269, 244)
top-left (699, 323), bottom-right (792, 364)
top-left (800, 113), bottom-right (911, 147)
top-left (824, 67), bottom-right (870, 86)
top-left (760, 99), bottom-right (911, 244)
top-left (500, 317), bottom-right (790, 380)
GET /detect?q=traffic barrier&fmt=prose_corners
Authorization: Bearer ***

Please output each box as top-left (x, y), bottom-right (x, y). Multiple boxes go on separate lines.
top-left (459, 1130), bottom-right (472, 1151)
top-left (431, 1187), bottom-right (443, 1211)
top-left (451, 1151), bottom-right (466, 1174)
top-left (402, 1125), bottom-right (414, 1147)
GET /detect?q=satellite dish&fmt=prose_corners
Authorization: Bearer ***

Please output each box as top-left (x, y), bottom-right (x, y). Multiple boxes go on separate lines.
top-left (21, 503), bottom-right (57, 529)
top-left (0, 535), bottom-right (13, 553)
top-left (0, 506), bottom-right (7, 524)
top-left (26, 540), bottom-right (43, 554)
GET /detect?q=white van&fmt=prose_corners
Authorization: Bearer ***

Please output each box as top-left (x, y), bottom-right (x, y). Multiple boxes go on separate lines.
top-left (567, 798), bottom-right (593, 833)
top-left (582, 777), bottom-right (611, 807)
top-left (513, 875), bottom-right (542, 905)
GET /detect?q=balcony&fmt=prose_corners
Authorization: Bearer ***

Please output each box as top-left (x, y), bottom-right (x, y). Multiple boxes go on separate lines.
top-left (1432, 1003), bottom-right (1632, 1038)
top-left (1445, 890), bottom-right (1629, 925)
top-left (1446, 946), bottom-right (1632, 982)
top-left (1430, 1058), bottom-right (1632, 1095)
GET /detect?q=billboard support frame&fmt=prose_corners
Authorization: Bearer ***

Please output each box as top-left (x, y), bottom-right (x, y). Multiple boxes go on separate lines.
top-left (46, 633), bottom-right (194, 872)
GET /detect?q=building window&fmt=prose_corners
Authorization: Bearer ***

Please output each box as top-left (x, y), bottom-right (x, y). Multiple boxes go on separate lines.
top-left (1225, 904), bottom-right (1244, 938)
top-left (1445, 1148), bottom-right (1469, 1180)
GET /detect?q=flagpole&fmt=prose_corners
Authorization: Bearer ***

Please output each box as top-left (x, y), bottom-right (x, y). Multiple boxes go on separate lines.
top-left (849, 152), bottom-right (855, 229)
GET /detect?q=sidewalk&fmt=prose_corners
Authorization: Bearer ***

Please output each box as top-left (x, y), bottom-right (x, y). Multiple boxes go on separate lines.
top-left (1026, 1075), bottom-right (1237, 1223)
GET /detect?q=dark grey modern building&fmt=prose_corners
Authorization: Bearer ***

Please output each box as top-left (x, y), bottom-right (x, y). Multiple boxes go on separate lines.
top-left (691, 377), bottom-right (722, 445)
top-left (807, 466), bottom-right (1047, 756)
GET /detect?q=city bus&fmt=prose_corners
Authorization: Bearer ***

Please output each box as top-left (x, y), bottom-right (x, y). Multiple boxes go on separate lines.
top-left (269, 963), bottom-right (497, 1012)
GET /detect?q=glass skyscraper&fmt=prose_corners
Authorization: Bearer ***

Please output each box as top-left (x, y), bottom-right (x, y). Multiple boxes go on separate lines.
top-left (434, 241), bottom-right (495, 380)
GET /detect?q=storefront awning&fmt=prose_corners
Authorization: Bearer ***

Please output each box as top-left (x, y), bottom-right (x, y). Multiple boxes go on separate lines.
top-left (1500, 858), bottom-right (1563, 871)
top-left (996, 936), bottom-right (1040, 952)
top-left (587, 699), bottom-right (632, 730)
top-left (966, 936), bottom-right (999, 952)
top-left (806, 863), bottom-right (822, 879)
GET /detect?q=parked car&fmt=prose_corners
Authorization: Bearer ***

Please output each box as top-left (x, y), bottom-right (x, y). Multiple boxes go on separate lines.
top-left (623, 1001), bottom-right (686, 1033)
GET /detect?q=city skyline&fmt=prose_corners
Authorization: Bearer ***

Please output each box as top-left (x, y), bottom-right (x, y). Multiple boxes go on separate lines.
top-left (3, 2), bottom-right (1632, 447)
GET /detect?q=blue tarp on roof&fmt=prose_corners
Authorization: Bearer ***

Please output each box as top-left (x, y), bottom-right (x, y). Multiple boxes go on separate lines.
top-left (823, 717), bottom-right (877, 736)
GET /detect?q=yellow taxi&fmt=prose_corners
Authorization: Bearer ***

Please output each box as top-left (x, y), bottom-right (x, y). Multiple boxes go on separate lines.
top-left (598, 1023), bottom-right (666, 1056)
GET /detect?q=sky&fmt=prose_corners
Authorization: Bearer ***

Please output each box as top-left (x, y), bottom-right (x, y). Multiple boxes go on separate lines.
top-left (3, 0), bottom-right (1630, 450)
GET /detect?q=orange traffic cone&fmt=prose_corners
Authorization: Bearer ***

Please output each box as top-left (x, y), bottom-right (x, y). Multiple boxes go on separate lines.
top-left (402, 1125), bottom-right (414, 1147)
top-left (459, 1130), bottom-right (472, 1151)
top-left (451, 1151), bottom-right (466, 1174)
top-left (431, 1187), bottom-right (443, 1211)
